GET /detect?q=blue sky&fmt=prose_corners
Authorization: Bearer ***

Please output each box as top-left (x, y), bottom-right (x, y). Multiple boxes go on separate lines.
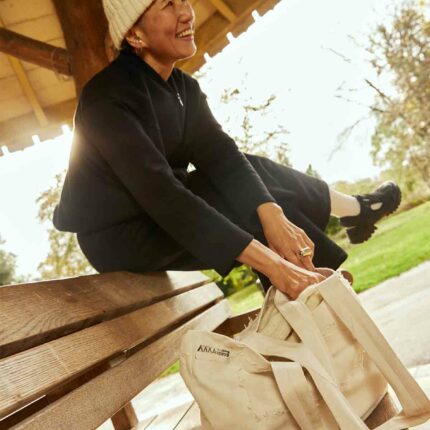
top-left (0, 0), bottom-right (404, 278)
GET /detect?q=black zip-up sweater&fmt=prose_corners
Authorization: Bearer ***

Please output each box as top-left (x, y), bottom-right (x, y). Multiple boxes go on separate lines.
top-left (53, 50), bottom-right (277, 276)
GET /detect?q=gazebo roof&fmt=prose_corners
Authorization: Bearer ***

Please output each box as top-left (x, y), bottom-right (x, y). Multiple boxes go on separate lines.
top-left (0, 0), bottom-right (281, 156)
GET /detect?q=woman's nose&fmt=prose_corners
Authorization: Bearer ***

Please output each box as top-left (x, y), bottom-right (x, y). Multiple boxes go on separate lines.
top-left (178, 0), bottom-right (195, 23)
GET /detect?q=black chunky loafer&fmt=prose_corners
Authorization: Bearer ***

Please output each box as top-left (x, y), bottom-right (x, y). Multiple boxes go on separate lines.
top-left (340, 181), bottom-right (402, 244)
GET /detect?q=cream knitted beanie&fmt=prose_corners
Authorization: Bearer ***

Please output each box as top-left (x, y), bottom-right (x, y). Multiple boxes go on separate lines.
top-left (103, 0), bottom-right (154, 49)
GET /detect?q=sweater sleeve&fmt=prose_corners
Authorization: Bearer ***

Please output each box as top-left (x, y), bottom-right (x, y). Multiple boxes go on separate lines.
top-left (80, 97), bottom-right (253, 277)
top-left (188, 80), bottom-right (278, 227)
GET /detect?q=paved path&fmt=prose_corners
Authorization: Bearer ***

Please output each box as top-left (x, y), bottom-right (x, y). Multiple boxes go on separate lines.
top-left (98, 261), bottom-right (430, 429)
top-left (359, 261), bottom-right (430, 368)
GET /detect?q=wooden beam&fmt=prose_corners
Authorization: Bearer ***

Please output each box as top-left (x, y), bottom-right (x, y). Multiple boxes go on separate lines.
top-left (0, 98), bottom-right (77, 154)
top-left (0, 14), bottom-right (48, 127)
top-left (53, 0), bottom-right (110, 96)
top-left (0, 28), bottom-right (71, 76)
top-left (8, 56), bottom-right (49, 127)
top-left (208, 0), bottom-right (237, 22)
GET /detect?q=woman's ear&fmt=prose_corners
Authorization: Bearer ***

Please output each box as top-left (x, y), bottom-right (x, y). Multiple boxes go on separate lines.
top-left (124, 29), bottom-right (142, 50)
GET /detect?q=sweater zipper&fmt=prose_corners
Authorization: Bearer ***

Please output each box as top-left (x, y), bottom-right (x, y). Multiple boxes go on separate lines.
top-left (176, 92), bottom-right (184, 107)
top-left (169, 76), bottom-right (184, 107)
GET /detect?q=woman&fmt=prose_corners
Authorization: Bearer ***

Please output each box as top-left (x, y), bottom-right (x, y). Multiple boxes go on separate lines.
top-left (53, 0), bottom-right (401, 299)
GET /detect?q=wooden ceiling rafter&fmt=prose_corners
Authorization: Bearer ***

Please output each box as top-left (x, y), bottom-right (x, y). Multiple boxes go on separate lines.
top-left (7, 55), bottom-right (49, 127)
top-left (0, 27), bottom-right (72, 76)
top-left (0, 0), bottom-right (282, 156)
top-left (0, 15), bottom-right (48, 128)
top-left (0, 98), bottom-right (76, 151)
top-left (208, 0), bottom-right (237, 22)
top-left (178, 0), bottom-right (280, 73)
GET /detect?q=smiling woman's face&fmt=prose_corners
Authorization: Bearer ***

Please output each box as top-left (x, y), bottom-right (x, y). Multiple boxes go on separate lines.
top-left (126, 0), bottom-right (197, 64)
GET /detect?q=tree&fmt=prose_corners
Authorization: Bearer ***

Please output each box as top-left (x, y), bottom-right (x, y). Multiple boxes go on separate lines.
top-left (0, 235), bottom-right (18, 286)
top-left (305, 164), bottom-right (321, 179)
top-left (367, 1), bottom-right (430, 188)
top-left (36, 172), bottom-right (95, 280)
top-left (220, 87), bottom-right (291, 167)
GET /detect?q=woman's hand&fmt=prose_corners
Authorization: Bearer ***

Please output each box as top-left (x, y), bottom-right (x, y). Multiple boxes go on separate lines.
top-left (267, 258), bottom-right (326, 299)
top-left (236, 239), bottom-right (328, 300)
top-left (257, 202), bottom-right (316, 272)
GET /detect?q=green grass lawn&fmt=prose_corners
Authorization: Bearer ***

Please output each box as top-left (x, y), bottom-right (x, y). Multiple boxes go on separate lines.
top-left (334, 200), bottom-right (430, 292)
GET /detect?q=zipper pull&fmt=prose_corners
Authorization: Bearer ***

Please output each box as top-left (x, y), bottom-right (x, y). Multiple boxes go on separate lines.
top-left (176, 92), bottom-right (184, 107)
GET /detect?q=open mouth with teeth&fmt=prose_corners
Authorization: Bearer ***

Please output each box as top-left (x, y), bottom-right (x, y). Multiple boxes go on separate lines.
top-left (176, 28), bottom-right (194, 39)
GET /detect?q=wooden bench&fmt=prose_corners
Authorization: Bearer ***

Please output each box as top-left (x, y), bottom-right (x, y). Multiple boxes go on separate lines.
top-left (0, 270), bottom-right (399, 429)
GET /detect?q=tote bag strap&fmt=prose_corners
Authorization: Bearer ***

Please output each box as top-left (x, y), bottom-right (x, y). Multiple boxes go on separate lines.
top-left (244, 331), bottom-right (368, 430)
top-left (274, 291), bottom-right (338, 383)
top-left (271, 361), bottom-right (326, 430)
top-left (315, 274), bottom-right (430, 429)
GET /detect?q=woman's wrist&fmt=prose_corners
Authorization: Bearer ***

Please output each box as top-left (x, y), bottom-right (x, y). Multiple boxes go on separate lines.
top-left (256, 202), bottom-right (284, 224)
top-left (236, 239), bottom-right (281, 277)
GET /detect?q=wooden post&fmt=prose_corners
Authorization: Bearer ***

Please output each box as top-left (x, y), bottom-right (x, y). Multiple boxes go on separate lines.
top-left (111, 402), bottom-right (139, 430)
top-left (52, 0), bottom-right (110, 96)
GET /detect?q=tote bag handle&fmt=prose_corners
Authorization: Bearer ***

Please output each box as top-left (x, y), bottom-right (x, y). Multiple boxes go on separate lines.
top-left (269, 273), bottom-right (430, 429)
top-left (244, 331), bottom-right (369, 430)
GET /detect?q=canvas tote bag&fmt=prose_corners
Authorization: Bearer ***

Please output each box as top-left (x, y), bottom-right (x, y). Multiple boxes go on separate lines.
top-left (179, 271), bottom-right (430, 429)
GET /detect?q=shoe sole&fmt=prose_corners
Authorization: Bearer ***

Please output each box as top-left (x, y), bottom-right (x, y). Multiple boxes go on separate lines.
top-left (347, 183), bottom-right (402, 244)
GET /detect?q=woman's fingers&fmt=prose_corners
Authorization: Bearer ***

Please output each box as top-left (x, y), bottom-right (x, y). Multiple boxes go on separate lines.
top-left (315, 267), bottom-right (335, 277)
top-left (301, 255), bottom-right (316, 271)
top-left (268, 259), bottom-right (328, 300)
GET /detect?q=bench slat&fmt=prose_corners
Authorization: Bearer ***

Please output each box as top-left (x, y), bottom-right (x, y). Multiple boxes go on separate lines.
top-left (0, 271), bottom-right (209, 359)
top-left (10, 299), bottom-right (230, 430)
top-left (0, 283), bottom-right (222, 420)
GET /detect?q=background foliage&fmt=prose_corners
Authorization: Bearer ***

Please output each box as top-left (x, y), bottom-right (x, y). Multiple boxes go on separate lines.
top-left (0, 235), bottom-right (18, 286)
top-left (36, 172), bottom-right (95, 280)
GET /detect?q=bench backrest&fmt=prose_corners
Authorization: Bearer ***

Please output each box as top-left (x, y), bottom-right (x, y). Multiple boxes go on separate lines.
top-left (0, 270), bottom-right (230, 429)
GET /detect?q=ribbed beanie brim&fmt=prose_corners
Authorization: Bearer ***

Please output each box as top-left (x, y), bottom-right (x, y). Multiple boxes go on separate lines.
top-left (102, 0), bottom-right (154, 49)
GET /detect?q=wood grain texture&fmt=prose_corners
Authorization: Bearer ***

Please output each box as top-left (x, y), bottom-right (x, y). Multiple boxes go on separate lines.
top-left (10, 300), bottom-right (230, 430)
top-left (52, 0), bottom-right (109, 95)
top-left (0, 283), bottom-right (222, 420)
top-left (0, 271), bottom-right (209, 359)
top-left (178, 0), bottom-right (281, 73)
top-left (0, 28), bottom-right (71, 75)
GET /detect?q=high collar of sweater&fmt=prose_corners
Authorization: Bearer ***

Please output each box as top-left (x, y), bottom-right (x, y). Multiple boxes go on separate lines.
top-left (116, 50), bottom-right (176, 87)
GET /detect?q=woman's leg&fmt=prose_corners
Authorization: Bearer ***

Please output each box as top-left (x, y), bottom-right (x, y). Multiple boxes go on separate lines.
top-left (243, 154), bottom-right (401, 244)
top-left (330, 182), bottom-right (402, 243)
top-left (181, 156), bottom-right (348, 292)
top-left (329, 189), bottom-right (361, 217)
top-left (242, 153), bottom-right (348, 264)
